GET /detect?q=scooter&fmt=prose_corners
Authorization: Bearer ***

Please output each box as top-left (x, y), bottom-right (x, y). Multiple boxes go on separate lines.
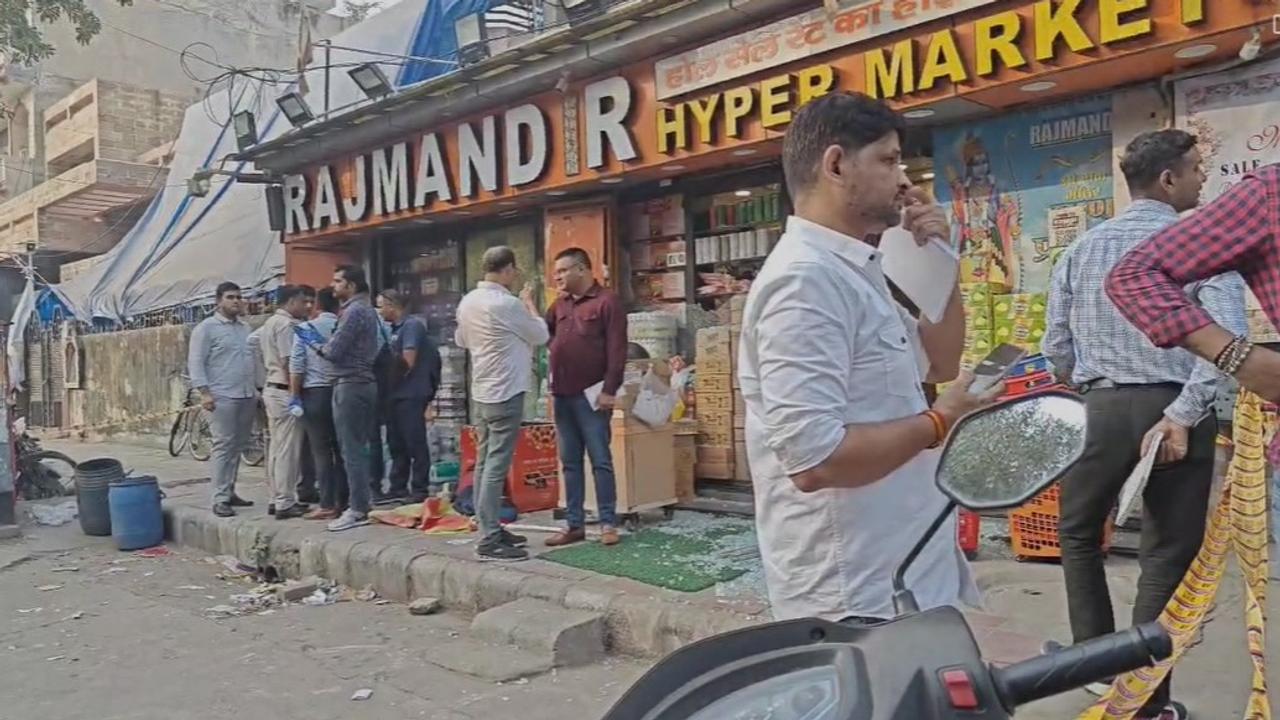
top-left (602, 390), bottom-right (1173, 720)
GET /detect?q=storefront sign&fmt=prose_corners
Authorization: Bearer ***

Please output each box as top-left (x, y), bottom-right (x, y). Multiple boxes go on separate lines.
top-left (654, 0), bottom-right (997, 100)
top-left (283, 76), bottom-right (639, 235)
top-left (865, 0), bottom-right (1207, 99)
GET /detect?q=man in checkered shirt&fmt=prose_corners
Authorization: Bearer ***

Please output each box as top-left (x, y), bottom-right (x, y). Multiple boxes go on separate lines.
top-left (1108, 162), bottom-right (1280, 433)
top-left (1043, 129), bottom-right (1247, 720)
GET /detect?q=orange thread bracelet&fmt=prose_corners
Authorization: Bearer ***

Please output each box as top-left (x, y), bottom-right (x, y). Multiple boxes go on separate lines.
top-left (923, 410), bottom-right (947, 449)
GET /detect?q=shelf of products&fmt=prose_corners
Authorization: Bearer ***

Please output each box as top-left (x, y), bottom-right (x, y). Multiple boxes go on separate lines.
top-left (690, 183), bottom-right (785, 307)
top-left (388, 238), bottom-right (463, 347)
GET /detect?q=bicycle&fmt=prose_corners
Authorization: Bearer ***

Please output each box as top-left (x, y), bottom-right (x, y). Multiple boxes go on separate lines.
top-left (169, 374), bottom-right (213, 462)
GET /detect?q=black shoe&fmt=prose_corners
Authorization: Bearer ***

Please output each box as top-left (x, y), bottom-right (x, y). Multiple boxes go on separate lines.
top-left (297, 492), bottom-right (320, 505)
top-left (213, 503), bottom-right (235, 518)
top-left (275, 504), bottom-right (307, 520)
top-left (500, 529), bottom-right (528, 548)
top-left (229, 495), bottom-right (255, 507)
top-left (476, 541), bottom-right (529, 562)
top-left (376, 492), bottom-right (406, 506)
top-left (268, 503), bottom-right (275, 516)
top-left (406, 493), bottom-right (430, 505)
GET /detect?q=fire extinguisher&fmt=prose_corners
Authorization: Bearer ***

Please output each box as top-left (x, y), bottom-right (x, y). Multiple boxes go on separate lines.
top-left (957, 509), bottom-right (980, 560)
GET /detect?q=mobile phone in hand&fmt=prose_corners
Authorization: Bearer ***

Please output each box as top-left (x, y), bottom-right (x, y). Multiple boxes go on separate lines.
top-left (969, 344), bottom-right (1027, 395)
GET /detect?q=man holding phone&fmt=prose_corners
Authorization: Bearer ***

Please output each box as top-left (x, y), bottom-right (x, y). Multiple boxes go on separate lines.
top-left (739, 93), bottom-right (997, 624)
top-left (1041, 130), bottom-right (1245, 720)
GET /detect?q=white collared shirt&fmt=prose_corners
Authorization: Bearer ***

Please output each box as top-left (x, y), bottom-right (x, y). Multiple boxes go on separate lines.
top-left (738, 215), bottom-right (980, 621)
top-left (455, 280), bottom-right (550, 404)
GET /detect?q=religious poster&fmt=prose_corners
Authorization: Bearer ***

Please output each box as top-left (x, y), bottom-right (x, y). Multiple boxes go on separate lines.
top-left (1176, 58), bottom-right (1280, 342)
top-left (933, 95), bottom-right (1115, 294)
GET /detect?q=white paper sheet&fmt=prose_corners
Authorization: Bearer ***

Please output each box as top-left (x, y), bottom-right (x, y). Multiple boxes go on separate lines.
top-left (878, 227), bottom-right (960, 324)
top-left (583, 381), bottom-right (605, 410)
top-left (1116, 436), bottom-right (1161, 526)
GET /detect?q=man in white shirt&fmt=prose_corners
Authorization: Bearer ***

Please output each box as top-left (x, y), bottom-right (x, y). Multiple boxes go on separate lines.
top-left (739, 92), bottom-right (997, 623)
top-left (455, 246), bottom-right (549, 562)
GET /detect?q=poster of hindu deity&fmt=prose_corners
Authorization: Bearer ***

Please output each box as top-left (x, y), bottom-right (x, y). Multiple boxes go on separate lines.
top-left (933, 94), bottom-right (1115, 294)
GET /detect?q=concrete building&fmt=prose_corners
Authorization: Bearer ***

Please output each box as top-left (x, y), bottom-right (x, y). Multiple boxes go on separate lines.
top-left (0, 0), bottom-right (348, 308)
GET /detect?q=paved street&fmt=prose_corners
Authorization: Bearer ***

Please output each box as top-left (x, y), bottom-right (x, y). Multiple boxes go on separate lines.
top-left (0, 522), bottom-right (648, 720)
top-left (5, 437), bottom-right (1278, 719)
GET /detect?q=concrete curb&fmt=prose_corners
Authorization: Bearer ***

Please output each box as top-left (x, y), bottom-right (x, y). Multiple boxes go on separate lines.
top-left (163, 504), bottom-right (756, 658)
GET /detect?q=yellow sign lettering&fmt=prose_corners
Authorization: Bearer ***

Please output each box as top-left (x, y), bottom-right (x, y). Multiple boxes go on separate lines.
top-left (796, 65), bottom-right (836, 106)
top-left (865, 40), bottom-right (916, 99)
top-left (1180, 0), bottom-right (1203, 25)
top-left (1033, 0), bottom-right (1094, 62)
top-left (759, 75), bottom-right (793, 129)
top-left (688, 94), bottom-right (719, 145)
top-left (973, 11), bottom-right (1026, 77)
top-left (919, 29), bottom-right (968, 91)
top-left (657, 104), bottom-right (687, 153)
top-left (723, 87), bottom-right (755, 138)
top-left (1099, 0), bottom-right (1152, 44)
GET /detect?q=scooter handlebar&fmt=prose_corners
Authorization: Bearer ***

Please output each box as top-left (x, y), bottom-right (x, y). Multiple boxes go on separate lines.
top-left (991, 623), bottom-right (1173, 711)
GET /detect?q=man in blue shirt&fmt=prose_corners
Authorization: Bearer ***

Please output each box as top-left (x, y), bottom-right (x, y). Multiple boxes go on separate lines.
top-left (377, 289), bottom-right (442, 503)
top-left (290, 287), bottom-right (347, 519)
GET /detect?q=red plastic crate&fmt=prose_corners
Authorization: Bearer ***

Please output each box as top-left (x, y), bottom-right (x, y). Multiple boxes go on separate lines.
top-left (460, 423), bottom-right (560, 513)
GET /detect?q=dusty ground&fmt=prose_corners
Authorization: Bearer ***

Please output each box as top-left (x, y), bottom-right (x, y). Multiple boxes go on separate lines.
top-left (0, 521), bottom-right (647, 720)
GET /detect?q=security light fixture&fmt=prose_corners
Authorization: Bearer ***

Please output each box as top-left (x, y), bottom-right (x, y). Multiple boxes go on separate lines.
top-left (563, 0), bottom-right (606, 24)
top-left (232, 110), bottom-right (258, 152)
top-left (276, 92), bottom-right (315, 127)
top-left (455, 13), bottom-right (490, 66)
top-left (348, 63), bottom-right (393, 100)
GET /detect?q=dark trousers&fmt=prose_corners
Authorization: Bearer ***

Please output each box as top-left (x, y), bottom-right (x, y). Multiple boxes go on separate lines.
top-left (301, 386), bottom-right (347, 511)
top-left (554, 394), bottom-right (618, 529)
top-left (1058, 385), bottom-right (1216, 713)
top-left (387, 397), bottom-right (432, 497)
top-left (369, 409), bottom-right (387, 496)
top-left (298, 435), bottom-right (317, 502)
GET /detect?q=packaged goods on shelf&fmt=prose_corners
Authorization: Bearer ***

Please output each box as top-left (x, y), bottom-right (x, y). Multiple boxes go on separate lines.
top-left (993, 293), bottom-right (1048, 351)
top-left (628, 312), bottom-right (679, 359)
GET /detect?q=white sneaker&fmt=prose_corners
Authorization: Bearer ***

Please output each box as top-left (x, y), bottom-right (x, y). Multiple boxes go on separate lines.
top-left (327, 510), bottom-right (370, 532)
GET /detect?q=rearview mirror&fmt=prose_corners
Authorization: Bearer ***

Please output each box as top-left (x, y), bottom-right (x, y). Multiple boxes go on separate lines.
top-left (935, 391), bottom-right (1086, 511)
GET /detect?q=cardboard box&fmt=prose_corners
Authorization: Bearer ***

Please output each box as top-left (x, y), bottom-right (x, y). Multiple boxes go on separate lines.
top-left (696, 427), bottom-right (734, 447)
top-left (697, 446), bottom-right (734, 464)
top-left (696, 461), bottom-right (735, 480)
top-left (700, 354), bottom-right (732, 377)
top-left (730, 329), bottom-right (741, 366)
top-left (660, 271), bottom-right (686, 300)
top-left (696, 326), bottom-right (733, 353)
top-left (696, 372), bottom-right (732, 396)
top-left (733, 441), bottom-right (751, 481)
top-left (697, 392), bottom-right (733, 413)
top-left (674, 434), bottom-right (696, 501)
top-left (730, 295), bottom-right (747, 328)
top-left (733, 391), bottom-right (746, 418)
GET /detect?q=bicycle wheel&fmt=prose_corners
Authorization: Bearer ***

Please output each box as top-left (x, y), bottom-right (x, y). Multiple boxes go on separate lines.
top-left (30, 451), bottom-right (77, 496)
top-left (168, 407), bottom-right (192, 457)
top-left (242, 406), bottom-right (266, 467)
top-left (189, 409), bottom-right (214, 462)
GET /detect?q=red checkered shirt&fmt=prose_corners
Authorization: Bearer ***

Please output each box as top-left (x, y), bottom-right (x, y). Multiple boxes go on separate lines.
top-left (1107, 165), bottom-right (1280, 348)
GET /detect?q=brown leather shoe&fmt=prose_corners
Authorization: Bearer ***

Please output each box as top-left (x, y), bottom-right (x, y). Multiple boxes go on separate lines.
top-left (305, 508), bottom-right (340, 521)
top-left (545, 528), bottom-right (586, 547)
top-left (600, 527), bottom-right (620, 546)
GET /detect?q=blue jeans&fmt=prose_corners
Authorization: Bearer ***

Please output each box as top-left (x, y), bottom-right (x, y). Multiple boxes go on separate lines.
top-left (333, 382), bottom-right (377, 515)
top-left (555, 394), bottom-right (617, 529)
top-left (474, 393), bottom-right (525, 543)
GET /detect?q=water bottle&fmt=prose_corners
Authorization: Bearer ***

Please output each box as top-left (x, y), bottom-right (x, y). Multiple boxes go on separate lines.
top-left (288, 398), bottom-right (305, 418)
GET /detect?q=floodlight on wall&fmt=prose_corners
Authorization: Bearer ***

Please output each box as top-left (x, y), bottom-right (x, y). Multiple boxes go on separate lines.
top-left (455, 13), bottom-right (489, 66)
top-left (563, 0), bottom-right (606, 24)
top-left (276, 92), bottom-right (316, 127)
top-left (348, 63), bottom-right (393, 100)
top-left (232, 110), bottom-right (258, 152)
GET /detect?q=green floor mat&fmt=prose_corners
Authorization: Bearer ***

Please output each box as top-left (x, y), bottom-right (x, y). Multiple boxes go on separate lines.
top-left (542, 516), bottom-right (759, 593)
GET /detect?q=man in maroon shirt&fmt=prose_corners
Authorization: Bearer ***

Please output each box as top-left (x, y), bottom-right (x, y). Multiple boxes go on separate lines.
top-left (1107, 165), bottom-right (1280, 431)
top-left (545, 247), bottom-right (628, 547)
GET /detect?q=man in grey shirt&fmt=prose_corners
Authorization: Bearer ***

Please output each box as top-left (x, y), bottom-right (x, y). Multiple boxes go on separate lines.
top-left (314, 264), bottom-right (382, 532)
top-left (188, 281), bottom-right (258, 517)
